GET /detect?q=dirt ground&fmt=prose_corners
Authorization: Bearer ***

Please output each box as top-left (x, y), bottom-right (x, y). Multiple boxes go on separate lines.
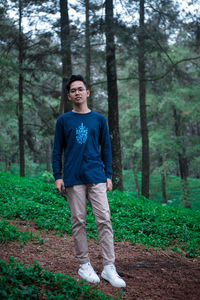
top-left (1, 219), bottom-right (200, 300)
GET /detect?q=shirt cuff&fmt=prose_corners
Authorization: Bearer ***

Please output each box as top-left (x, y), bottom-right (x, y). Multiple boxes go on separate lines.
top-left (54, 173), bottom-right (62, 180)
top-left (106, 173), bottom-right (112, 179)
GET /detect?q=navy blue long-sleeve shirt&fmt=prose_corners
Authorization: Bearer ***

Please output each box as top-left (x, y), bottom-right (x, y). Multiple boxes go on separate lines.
top-left (52, 110), bottom-right (112, 187)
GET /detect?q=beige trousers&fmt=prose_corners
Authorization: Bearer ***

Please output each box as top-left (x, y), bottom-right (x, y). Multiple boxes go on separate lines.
top-left (66, 183), bottom-right (115, 266)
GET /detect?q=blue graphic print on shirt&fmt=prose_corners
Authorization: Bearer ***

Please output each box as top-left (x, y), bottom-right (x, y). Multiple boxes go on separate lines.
top-left (76, 123), bottom-right (88, 144)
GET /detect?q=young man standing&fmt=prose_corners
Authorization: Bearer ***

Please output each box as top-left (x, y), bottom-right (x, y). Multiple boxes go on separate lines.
top-left (52, 75), bottom-right (126, 288)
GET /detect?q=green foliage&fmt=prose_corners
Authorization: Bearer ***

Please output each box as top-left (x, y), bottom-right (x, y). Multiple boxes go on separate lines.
top-left (108, 190), bottom-right (200, 257)
top-left (0, 172), bottom-right (72, 235)
top-left (123, 170), bottom-right (200, 211)
top-left (0, 171), bottom-right (200, 258)
top-left (0, 219), bottom-right (42, 245)
top-left (0, 257), bottom-right (114, 299)
top-left (41, 170), bottom-right (55, 183)
top-left (0, 162), bottom-right (48, 178)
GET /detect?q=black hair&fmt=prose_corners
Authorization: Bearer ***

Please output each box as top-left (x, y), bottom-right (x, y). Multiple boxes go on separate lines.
top-left (66, 75), bottom-right (87, 92)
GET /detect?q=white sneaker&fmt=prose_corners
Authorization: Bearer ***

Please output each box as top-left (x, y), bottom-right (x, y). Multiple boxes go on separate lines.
top-left (101, 264), bottom-right (126, 288)
top-left (78, 262), bottom-right (100, 283)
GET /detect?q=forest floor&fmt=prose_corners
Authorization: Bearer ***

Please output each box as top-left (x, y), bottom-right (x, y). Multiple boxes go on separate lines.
top-left (1, 219), bottom-right (200, 300)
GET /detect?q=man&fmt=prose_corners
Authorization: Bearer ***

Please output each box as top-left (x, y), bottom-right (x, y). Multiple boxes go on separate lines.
top-left (52, 75), bottom-right (126, 288)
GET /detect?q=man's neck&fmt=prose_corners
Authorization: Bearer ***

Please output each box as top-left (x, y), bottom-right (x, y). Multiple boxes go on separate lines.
top-left (72, 105), bottom-right (91, 114)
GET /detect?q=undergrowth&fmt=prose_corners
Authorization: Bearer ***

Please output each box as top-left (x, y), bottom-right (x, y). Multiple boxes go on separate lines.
top-left (0, 257), bottom-right (115, 299)
top-left (0, 171), bottom-right (199, 299)
top-left (0, 219), bottom-right (43, 246)
top-left (0, 171), bottom-right (200, 258)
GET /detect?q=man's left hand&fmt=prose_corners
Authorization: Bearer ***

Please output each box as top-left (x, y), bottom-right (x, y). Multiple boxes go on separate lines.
top-left (106, 178), bottom-right (113, 191)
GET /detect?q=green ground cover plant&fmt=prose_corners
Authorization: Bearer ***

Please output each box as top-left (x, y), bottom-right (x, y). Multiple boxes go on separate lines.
top-left (108, 191), bottom-right (200, 257)
top-left (0, 257), bottom-right (115, 299)
top-left (0, 219), bottom-right (43, 245)
top-left (0, 171), bottom-right (200, 257)
top-left (123, 170), bottom-right (200, 211)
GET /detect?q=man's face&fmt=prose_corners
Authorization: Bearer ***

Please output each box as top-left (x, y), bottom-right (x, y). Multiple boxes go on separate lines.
top-left (67, 80), bottom-right (90, 105)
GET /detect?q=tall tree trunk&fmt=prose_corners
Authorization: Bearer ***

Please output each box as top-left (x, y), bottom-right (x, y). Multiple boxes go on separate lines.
top-left (196, 122), bottom-right (200, 178)
top-left (161, 171), bottom-right (167, 204)
top-left (18, 0), bottom-right (25, 177)
top-left (159, 156), bottom-right (167, 204)
top-left (173, 107), bottom-right (191, 208)
top-left (85, 0), bottom-right (93, 109)
top-left (195, 21), bottom-right (200, 50)
top-left (138, 0), bottom-right (149, 198)
top-left (105, 0), bottom-right (123, 191)
top-left (5, 158), bottom-right (11, 172)
top-left (46, 140), bottom-right (51, 172)
top-left (59, 0), bottom-right (72, 114)
top-left (133, 167), bottom-right (140, 197)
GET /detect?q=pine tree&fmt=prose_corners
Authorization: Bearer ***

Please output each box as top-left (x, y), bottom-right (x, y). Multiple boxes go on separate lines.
top-left (105, 0), bottom-right (123, 191)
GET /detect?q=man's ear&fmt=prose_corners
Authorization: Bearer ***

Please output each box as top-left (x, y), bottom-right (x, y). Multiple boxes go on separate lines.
top-left (86, 90), bottom-right (90, 97)
top-left (67, 93), bottom-right (71, 101)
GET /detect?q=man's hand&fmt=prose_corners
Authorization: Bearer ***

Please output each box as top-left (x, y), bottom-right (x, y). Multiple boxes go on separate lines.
top-left (55, 179), bottom-right (65, 195)
top-left (106, 178), bottom-right (112, 191)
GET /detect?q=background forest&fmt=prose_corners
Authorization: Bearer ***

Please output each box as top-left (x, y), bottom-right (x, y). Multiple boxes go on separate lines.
top-left (0, 0), bottom-right (200, 209)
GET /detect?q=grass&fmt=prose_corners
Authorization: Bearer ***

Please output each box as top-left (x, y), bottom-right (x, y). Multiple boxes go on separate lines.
top-left (0, 171), bottom-right (199, 258)
top-left (0, 257), bottom-right (115, 299)
top-left (123, 170), bottom-right (200, 211)
top-left (2, 161), bottom-right (200, 210)
top-left (0, 218), bottom-right (43, 246)
top-left (0, 171), bottom-right (200, 299)
top-left (109, 191), bottom-right (200, 257)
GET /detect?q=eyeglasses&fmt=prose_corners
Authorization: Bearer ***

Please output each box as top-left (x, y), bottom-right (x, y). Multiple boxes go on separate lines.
top-left (69, 87), bottom-right (86, 94)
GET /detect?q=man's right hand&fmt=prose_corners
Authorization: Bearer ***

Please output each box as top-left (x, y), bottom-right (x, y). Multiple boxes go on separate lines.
top-left (55, 179), bottom-right (65, 195)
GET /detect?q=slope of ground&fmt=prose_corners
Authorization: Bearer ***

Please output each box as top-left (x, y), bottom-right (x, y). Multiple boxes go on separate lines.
top-left (0, 219), bottom-right (200, 300)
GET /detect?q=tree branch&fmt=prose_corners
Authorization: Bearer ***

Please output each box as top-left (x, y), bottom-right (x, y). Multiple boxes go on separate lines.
top-left (91, 55), bottom-right (200, 86)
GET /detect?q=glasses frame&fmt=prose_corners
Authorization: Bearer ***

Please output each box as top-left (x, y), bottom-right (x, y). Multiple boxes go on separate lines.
top-left (69, 87), bottom-right (86, 94)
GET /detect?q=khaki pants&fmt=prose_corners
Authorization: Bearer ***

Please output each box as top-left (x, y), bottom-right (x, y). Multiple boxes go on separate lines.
top-left (66, 183), bottom-right (115, 266)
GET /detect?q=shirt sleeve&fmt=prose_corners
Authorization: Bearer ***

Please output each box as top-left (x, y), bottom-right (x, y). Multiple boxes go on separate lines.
top-left (52, 117), bottom-right (64, 180)
top-left (99, 116), bottom-right (112, 179)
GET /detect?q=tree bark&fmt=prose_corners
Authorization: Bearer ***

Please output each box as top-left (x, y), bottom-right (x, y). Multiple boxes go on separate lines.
top-left (25, 128), bottom-right (38, 162)
top-left (46, 140), bottom-right (51, 172)
top-left (18, 0), bottom-right (25, 177)
top-left (138, 0), bottom-right (149, 198)
top-left (161, 171), bottom-right (167, 204)
top-left (105, 0), bottom-right (123, 191)
top-left (5, 158), bottom-right (11, 172)
top-left (85, 0), bottom-right (93, 109)
top-left (159, 156), bottom-right (167, 204)
top-left (59, 0), bottom-right (72, 114)
top-left (173, 107), bottom-right (191, 208)
top-left (133, 168), bottom-right (140, 197)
